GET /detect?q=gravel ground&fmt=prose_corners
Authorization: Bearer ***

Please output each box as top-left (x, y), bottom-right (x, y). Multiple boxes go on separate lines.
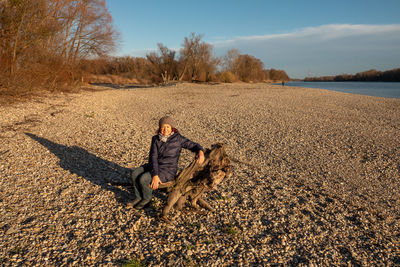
top-left (0, 83), bottom-right (399, 266)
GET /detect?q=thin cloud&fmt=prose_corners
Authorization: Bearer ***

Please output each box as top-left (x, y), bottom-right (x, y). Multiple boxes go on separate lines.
top-left (212, 24), bottom-right (400, 78)
top-left (118, 24), bottom-right (400, 78)
top-left (213, 24), bottom-right (400, 44)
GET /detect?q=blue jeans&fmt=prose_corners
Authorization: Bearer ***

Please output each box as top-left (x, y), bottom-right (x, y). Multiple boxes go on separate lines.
top-left (131, 164), bottom-right (153, 201)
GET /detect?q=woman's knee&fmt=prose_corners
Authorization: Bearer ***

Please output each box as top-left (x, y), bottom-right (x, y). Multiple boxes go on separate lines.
top-left (139, 172), bottom-right (152, 186)
top-left (131, 166), bottom-right (145, 182)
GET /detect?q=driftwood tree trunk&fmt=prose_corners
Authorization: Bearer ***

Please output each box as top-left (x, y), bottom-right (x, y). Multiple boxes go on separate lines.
top-left (159, 143), bottom-right (232, 222)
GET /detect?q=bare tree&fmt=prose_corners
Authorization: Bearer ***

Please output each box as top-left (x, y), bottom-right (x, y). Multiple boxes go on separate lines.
top-left (267, 68), bottom-right (290, 81)
top-left (0, 0), bottom-right (119, 93)
top-left (179, 33), bottom-right (218, 82)
top-left (63, 0), bottom-right (118, 64)
top-left (0, 0), bottom-right (54, 75)
top-left (146, 43), bottom-right (179, 83)
top-left (222, 48), bottom-right (240, 72)
top-left (233, 54), bottom-right (264, 82)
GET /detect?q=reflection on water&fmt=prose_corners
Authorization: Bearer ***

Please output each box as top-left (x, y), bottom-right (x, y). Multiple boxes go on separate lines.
top-left (283, 81), bottom-right (400, 99)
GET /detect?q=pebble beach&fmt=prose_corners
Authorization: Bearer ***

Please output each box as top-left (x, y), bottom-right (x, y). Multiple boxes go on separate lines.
top-left (1, 83), bottom-right (399, 265)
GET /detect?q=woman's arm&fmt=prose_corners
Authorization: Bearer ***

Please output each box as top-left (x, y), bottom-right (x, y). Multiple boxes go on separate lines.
top-left (149, 136), bottom-right (160, 178)
top-left (149, 137), bottom-right (163, 189)
top-left (196, 149), bottom-right (205, 165)
top-left (180, 135), bottom-right (205, 164)
top-left (150, 175), bottom-right (161, 189)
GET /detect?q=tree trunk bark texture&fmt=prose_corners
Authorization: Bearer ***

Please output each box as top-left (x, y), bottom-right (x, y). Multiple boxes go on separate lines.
top-left (160, 143), bottom-right (232, 222)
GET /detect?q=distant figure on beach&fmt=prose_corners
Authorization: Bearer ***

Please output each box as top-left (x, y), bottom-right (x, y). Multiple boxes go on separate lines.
top-left (128, 116), bottom-right (205, 209)
top-left (282, 81), bottom-right (285, 86)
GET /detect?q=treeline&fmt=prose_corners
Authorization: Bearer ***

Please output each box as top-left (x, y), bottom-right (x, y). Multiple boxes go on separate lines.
top-left (304, 68), bottom-right (400, 82)
top-left (82, 36), bottom-right (290, 84)
top-left (0, 0), bottom-right (117, 94)
top-left (1, 1), bottom-right (289, 97)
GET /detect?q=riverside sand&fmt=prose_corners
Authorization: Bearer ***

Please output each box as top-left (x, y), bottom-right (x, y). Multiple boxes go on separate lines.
top-left (1, 83), bottom-right (399, 265)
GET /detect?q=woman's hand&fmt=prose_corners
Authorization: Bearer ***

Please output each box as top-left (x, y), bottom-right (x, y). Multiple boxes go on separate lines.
top-left (196, 150), bottom-right (205, 165)
top-left (150, 175), bottom-right (161, 189)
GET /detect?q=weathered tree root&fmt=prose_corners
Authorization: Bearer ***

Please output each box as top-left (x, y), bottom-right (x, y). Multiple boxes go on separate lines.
top-left (161, 143), bottom-right (232, 222)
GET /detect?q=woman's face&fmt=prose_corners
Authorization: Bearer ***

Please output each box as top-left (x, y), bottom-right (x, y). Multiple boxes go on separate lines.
top-left (160, 124), bottom-right (172, 136)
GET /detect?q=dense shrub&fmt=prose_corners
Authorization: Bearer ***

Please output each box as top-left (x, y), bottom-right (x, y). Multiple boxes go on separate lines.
top-left (0, 0), bottom-right (117, 97)
top-left (219, 71), bottom-right (237, 83)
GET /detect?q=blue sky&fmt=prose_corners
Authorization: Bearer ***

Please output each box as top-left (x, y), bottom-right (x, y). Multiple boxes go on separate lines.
top-left (106, 0), bottom-right (400, 78)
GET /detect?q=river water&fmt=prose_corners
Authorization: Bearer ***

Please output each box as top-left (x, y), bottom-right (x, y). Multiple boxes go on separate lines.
top-left (283, 81), bottom-right (400, 99)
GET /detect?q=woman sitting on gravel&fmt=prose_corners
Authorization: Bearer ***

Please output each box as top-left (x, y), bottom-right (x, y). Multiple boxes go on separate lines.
top-left (129, 116), bottom-right (205, 209)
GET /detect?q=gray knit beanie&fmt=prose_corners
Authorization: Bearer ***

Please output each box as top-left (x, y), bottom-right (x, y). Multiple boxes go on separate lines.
top-left (159, 116), bottom-right (175, 128)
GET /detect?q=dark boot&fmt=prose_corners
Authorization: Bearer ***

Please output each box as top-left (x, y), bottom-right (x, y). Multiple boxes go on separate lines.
top-left (126, 198), bottom-right (142, 208)
top-left (135, 199), bottom-right (151, 209)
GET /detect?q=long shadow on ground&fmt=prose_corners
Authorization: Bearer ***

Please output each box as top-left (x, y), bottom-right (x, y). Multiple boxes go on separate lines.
top-left (25, 133), bottom-right (133, 203)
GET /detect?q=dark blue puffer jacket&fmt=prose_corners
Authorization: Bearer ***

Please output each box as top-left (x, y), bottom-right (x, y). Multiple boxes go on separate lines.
top-left (148, 132), bottom-right (204, 183)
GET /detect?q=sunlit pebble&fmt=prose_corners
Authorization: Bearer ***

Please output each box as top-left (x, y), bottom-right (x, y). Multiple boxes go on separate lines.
top-left (0, 83), bottom-right (399, 265)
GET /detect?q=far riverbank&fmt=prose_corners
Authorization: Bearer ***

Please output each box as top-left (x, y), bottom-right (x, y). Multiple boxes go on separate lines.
top-left (284, 81), bottom-right (400, 99)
